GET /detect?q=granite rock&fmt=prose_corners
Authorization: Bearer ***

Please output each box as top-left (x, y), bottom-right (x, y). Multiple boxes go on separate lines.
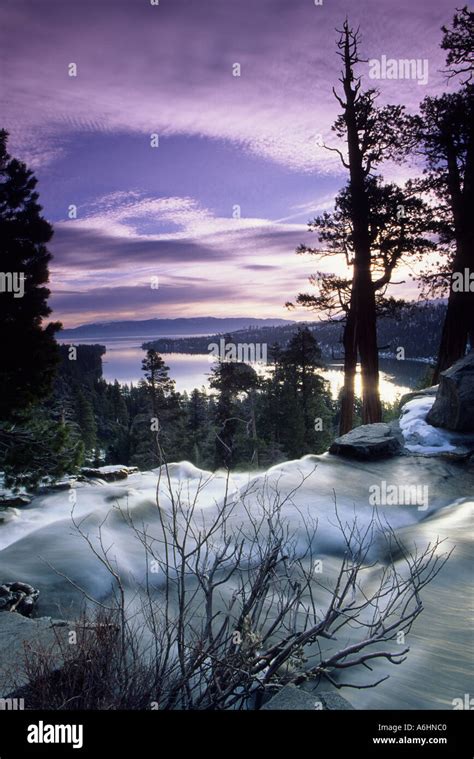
top-left (329, 423), bottom-right (402, 460)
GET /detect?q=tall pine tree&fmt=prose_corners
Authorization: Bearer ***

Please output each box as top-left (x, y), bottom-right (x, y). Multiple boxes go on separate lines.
top-left (0, 130), bottom-right (60, 420)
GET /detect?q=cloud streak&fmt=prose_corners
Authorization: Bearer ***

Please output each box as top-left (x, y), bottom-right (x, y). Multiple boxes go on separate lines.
top-left (2, 0), bottom-right (455, 171)
top-left (0, 0), bottom-right (456, 325)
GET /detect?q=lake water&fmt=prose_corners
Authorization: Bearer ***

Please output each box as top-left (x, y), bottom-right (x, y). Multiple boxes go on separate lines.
top-left (59, 336), bottom-right (430, 401)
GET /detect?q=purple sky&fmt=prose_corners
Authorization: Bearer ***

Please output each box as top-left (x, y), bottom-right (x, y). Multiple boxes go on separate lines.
top-left (1, 0), bottom-right (458, 327)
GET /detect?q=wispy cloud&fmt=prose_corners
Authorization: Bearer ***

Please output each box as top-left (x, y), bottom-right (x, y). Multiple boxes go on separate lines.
top-left (1, 0), bottom-right (455, 325)
top-left (49, 190), bottom-right (320, 324)
top-left (1, 0), bottom-right (454, 171)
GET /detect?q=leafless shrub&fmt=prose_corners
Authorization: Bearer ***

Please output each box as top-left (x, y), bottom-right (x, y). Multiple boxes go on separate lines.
top-left (20, 464), bottom-right (450, 710)
top-left (18, 609), bottom-right (158, 709)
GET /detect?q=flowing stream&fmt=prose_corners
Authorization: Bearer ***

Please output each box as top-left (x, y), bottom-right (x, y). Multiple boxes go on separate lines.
top-left (0, 446), bottom-right (472, 710)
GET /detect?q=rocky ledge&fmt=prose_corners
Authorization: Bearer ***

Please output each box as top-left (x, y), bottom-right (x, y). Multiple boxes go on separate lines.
top-left (329, 422), bottom-right (402, 460)
top-left (260, 683), bottom-right (354, 710)
top-left (427, 352), bottom-right (474, 432)
top-left (0, 582), bottom-right (39, 615)
top-left (80, 465), bottom-right (140, 482)
top-left (0, 613), bottom-right (72, 698)
top-left (330, 351), bottom-right (474, 461)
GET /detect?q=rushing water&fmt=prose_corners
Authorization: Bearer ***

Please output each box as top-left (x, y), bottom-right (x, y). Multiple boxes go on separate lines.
top-left (59, 336), bottom-right (430, 401)
top-left (0, 444), bottom-right (472, 710)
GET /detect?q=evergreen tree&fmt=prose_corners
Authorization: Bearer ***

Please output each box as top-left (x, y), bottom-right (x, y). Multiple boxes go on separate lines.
top-left (185, 388), bottom-right (211, 467)
top-left (294, 177), bottom-right (435, 433)
top-left (141, 349), bottom-right (175, 417)
top-left (441, 5), bottom-right (474, 82)
top-left (110, 380), bottom-right (129, 427)
top-left (273, 327), bottom-right (333, 456)
top-left (210, 360), bottom-right (259, 469)
top-left (74, 388), bottom-right (97, 454)
top-left (0, 130), bottom-right (61, 420)
top-left (1, 403), bottom-right (83, 489)
top-left (413, 8), bottom-right (474, 377)
top-left (128, 350), bottom-right (181, 468)
top-left (0, 131), bottom-right (82, 486)
top-left (298, 22), bottom-right (413, 432)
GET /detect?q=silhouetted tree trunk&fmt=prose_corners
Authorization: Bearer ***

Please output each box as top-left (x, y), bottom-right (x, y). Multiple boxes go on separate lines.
top-left (433, 89), bottom-right (474, 379)
top-left (340, 24), bottom-right (381, 424)
top-left (339, 303), bottom-right (357, 434)
top-left (432, 9), bottom-right (474, 376)
top-left (249, 389), bottom-right (259, 467)
top-left (295, 22), bottom-right (425, 431)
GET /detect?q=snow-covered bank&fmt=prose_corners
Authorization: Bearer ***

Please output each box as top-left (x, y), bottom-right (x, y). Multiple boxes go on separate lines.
top-left (400, 395), bottom-right (474, 454)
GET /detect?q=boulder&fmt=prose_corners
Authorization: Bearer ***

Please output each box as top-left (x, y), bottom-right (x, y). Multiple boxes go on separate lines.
top-left (80, 465), bottom-right (139, 482)
top-left (37, 480), bottom-right (77, 494)
top-left (315, 691), bottom-right (355, 710)
top-left (329, 423), bottom-right (402, 460)
top-left (399, 384), bottom-right (438, 410)
top-left (0, 613), bottom-right (72, 697)
top-left (0, 582), bottom-right (39, 616)
top-left (260, 684), bottom-right (354, 710)
top-left (296, 678), bottom-right (356, 708)
top-left (0, 495), bottom-right (31, 508)
top-left (426, 352), bottom-right (474, 432)
top-left (0, 509), bottom-right (20, 526)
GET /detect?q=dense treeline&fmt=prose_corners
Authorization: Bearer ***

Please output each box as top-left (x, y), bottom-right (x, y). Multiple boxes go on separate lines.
top-left (145, 302), bottom-right (446, 361)
top-left (51, 328), bottom-right (336, 474)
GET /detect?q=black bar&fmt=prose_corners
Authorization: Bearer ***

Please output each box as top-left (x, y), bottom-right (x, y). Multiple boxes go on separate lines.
top-left (0, 710), bottom-right (471, 757)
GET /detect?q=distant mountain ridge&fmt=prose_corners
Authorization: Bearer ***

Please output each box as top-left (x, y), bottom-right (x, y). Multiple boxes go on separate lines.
top-left (144, 302), bottom-right (447, 361)
top-left (60, 303), bottom-right (447, 361)
top-left (59, 317), bottom-right (295, 339)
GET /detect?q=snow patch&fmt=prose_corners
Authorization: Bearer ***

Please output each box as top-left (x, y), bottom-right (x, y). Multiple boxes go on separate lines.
top-left (399, 397), bottom-right (457, 454)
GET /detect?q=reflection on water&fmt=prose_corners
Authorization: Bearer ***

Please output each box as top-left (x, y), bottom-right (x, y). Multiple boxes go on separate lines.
top-left (60, 337), bottom-right (430, 401)
top-left (321, 363), bottom-right (412, 404)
